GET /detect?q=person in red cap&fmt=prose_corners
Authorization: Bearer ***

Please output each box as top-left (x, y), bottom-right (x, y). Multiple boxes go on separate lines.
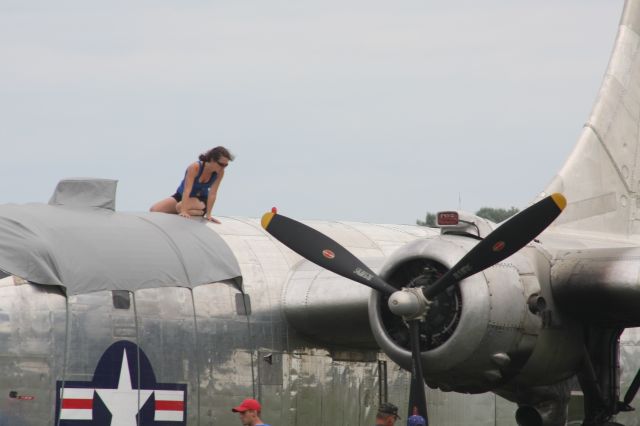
top-left (231, 398), bottom-right (271, 426)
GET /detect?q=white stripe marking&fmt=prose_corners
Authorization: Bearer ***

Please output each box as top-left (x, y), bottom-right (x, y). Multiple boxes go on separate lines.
top-left (155, 390), bottom-right (184, 401)
top-left (60, 388), bottom-right (95, 399)
top-left (60, 408), bottom-right (92, 420)
top-left (155, 410), bottom-right (184, 422)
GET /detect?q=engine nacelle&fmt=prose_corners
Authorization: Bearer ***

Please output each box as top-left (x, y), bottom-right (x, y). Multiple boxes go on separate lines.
top-left (369, 235), bottom-right (583, 393)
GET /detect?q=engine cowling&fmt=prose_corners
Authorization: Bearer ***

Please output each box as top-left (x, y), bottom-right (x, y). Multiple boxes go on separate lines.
top-left (368, 234), bottom-right (583, 393)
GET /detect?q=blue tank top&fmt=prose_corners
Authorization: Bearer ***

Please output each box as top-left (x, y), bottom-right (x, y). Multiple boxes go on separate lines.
top-left (176, 162), bottom-right (218, 200)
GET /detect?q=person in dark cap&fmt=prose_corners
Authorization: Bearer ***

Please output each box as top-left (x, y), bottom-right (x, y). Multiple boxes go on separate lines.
top-left (231, 398), bottom-right (271, 426)
top-left (376, 402), bottom-right (400, 426)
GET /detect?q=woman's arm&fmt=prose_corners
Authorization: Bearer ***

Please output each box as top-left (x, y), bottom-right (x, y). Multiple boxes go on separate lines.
top-left (205, 170), bottom-right (224, 222)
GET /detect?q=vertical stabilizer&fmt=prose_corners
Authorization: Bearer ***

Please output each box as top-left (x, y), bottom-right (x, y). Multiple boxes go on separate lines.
top-left (544, 0), bottom-right (640, 236)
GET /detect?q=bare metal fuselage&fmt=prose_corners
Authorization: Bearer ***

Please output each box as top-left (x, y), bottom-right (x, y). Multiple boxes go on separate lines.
top-left (1, 216), bottom-right (639, 425)
top-left (0, 218), bottom-right (511, 425)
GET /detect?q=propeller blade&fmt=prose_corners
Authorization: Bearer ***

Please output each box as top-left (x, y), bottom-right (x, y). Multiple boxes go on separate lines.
top-left (424, 193), bottom-right (566, 299)
top-left (261, 211), bottom-right (397, 294)
top-left (408, 320), bottom-right (428, 420)
top-left (623, 367), bottom-right (640, 406)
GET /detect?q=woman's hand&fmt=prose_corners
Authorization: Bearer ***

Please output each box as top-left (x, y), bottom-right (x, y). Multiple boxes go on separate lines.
top-left (206, 215), bottom-right (221, 224)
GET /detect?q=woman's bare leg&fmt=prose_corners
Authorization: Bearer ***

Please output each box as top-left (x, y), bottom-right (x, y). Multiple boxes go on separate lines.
top-left (150, 197), bottom-right (178, 213)
top-left (176, 199), bottom-right (205, 216)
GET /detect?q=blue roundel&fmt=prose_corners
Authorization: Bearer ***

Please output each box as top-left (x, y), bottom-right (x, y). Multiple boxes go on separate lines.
top-left (55, 340), bottom-right (187, 425)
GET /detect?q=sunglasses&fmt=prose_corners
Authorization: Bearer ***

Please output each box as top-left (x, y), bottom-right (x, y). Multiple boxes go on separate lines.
top-left (216, 160), bottom-right (229, 168)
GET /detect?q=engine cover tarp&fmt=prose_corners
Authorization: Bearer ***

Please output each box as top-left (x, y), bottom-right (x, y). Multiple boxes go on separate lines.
top-left (0, 203), bottom-right (241, 295)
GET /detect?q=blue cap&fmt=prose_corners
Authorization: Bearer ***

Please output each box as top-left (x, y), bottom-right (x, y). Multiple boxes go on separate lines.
top-left (407, 414), bottom-right (427, 426)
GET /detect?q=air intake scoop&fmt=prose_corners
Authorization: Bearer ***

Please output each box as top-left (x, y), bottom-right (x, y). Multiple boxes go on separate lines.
top-left (49, 178), bottom-right (117, 210)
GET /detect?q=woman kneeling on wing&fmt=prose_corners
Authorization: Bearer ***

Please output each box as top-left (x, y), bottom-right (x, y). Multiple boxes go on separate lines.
top-left (150, 146), bottom-right (233, 223)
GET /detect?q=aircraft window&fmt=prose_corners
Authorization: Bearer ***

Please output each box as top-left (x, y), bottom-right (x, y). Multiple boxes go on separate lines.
top-left (235, 293), bottom-right (251, 316)
top-left (112, 290), bottom-right (131, 310)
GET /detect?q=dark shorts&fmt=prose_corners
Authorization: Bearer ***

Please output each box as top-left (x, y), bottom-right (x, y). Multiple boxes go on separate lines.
top-left (171, 192), bottom-right (207, 204)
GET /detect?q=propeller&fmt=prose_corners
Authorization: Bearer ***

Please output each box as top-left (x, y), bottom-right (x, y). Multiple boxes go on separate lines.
top-left (261, 210), bottom-right (429, 417)
top-left (260, 193), bottom-right (566, 421)
top-left (423, 193), bottom-right (566, 299)
top-left (260, 211), bottom-right (397, 295)
top-left (619, 368), bottom-right (640, 411)
top-left (408, 320), bottom-right (428, 419)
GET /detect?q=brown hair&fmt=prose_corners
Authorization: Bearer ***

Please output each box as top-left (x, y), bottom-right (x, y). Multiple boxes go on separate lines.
top-left (199, 146), bottom-right (235, 162)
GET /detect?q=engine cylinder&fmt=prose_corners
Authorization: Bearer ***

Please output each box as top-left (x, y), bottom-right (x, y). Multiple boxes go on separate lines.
top-left (369, 235), bottom-right (545, 393)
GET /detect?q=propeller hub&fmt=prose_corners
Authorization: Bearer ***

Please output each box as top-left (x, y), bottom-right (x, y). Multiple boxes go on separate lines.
top-left (388, 288), bottom-right (430, 320)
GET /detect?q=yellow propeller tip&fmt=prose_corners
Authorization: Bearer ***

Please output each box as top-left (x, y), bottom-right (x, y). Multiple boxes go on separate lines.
top-left (551, 193), bottom-right (567, 210)
top-left (261, 212), bottom-right (276, 229)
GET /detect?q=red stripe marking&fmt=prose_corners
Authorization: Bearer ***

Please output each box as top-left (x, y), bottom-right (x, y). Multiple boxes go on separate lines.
top-left (155, 400), bottom-right (184, 411)
top-left (62, 398), bottom-right (93, 409)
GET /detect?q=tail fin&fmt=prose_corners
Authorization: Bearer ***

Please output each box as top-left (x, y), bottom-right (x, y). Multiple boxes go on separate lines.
top-left (544, 0), bottom-right (640, 236)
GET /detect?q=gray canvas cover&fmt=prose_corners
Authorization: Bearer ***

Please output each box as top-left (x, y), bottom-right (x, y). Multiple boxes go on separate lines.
top-left (0, 203), bottom-right (241, 295)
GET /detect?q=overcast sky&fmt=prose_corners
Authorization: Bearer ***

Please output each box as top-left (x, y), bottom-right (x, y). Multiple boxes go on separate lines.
top-left (0, 1), bottom-right (625, 224)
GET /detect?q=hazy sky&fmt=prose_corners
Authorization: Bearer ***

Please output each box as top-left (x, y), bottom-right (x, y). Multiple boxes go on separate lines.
top-left (0, 1), bottom-right (625, 224)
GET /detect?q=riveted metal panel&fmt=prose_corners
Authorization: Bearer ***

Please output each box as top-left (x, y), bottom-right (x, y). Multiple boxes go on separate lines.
top-left (427, 390), bottom-right (497, 426)
top-left (193, 282), bottom-right (254, 426)
top-left (64, 291), bottom-right (137, 379)
top-left (258, 350), bottom-right (283, 386)
top-left (283, 262), bottom-right (377, 347)
top-left (57, 290), bottom-right (145, 425)
top-left (383, 354), bottom-right (519, 426)
top-left (135, 287), bottom-right (199, 425)
top-left (216, 218), bottom-right (291, 354)
top-left (0, 284), bottom-right (66, 425)
top-left (277, 352), bottom-right (379, 426)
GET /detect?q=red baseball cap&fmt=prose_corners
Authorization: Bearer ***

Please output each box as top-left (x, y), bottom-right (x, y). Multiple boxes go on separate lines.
top-left (231, 398), bottom-right (261, 413)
